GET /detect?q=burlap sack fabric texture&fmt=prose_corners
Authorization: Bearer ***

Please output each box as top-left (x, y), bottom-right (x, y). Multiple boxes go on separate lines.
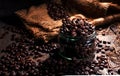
top-left (16, 4), bottom-right (62, 42)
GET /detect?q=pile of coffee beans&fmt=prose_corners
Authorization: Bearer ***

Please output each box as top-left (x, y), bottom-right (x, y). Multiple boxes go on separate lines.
top-left (95, 38), bottom-right (120, 75)
top-left (40, 53), bottom-right (110, 75)
top-left (0, 37), bottom-right (59, 76)
top-left (60, 17), bottom-right (94, 38)
top-left (41, 54), bottom-right (93, 75)
top-left (0, 25), bottom-right (60, 76)
top-left (47, 0), bottom-right (69, 20)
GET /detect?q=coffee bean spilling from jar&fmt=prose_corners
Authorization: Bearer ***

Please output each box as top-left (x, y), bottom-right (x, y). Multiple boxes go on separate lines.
top-left (60, 18), bottom-right (94, 38)
top-left (47, 0), bottom-right (69, 20)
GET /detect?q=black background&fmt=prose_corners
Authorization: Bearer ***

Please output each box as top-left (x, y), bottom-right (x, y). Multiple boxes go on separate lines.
top-left (0, 0), bottom-right (44, 17)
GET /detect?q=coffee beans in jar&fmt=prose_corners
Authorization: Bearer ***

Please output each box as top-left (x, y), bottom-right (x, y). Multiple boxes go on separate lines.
top-left (59, 17), bottom-right (96, 61)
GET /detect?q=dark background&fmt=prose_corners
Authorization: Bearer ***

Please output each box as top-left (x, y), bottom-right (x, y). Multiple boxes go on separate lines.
top-left (0, 0), bottom-right (44, 26)
top-left (0, 0), bottom-right (44, 17)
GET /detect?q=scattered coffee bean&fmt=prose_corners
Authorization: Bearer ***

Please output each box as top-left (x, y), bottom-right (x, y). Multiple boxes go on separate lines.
top-left (99, 40), bottom-right (102, 43)
top-left (96, 49), bottom-right (101, 53)
top-left (103, 41), bottom-right (106, 44)
top-left (117, 69), bottom-right (120, 74)
top-left (104, 46), bottom-right (110, 51)
top-left (98, 44), bottom-right (102, 47)
top-left (107, 42), bottom-right (111, 44)
top-left (99, 66), bottom-right (104, 70)
top-left (109, 47), bottom-right (115, 52)
top-left (102, 32), bottom-right (105, 36)
top-left (101, 51), bottom-right (105, 54)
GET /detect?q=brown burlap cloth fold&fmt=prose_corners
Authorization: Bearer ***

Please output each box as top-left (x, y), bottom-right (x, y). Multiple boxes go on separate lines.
top-left (16, 4), bottom-right (62, 42)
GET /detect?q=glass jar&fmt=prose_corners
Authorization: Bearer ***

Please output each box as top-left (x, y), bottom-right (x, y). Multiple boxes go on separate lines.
top-left (59, 31), bottom-right (96, 61)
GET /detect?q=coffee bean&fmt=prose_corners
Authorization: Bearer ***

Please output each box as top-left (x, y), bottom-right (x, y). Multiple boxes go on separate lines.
top-left (99, 40), bottom-right (102, 43)
top-left (72, 18), bottom-right (80, 25)
top-left (84, 71), bottom-right (89, 75)
top-left (90, 64), bottom-right (95, 69)
top-left (104, 46), bottom-right (110, 51)
top-left (98, 44), bottom-right (102, 47)
top-left (102, 33), bottom-right (105, 36)
top-left (71, 31), bottom-right (77, 37)
top-left (89, 69), bottom-right (94, 73)
top-left (109, 47), bottom-right (115, 52)
top-left (99, 65), bottom-right (104, 70)
top-left (107, 42), bottom-right (111, 44)
top-left (101, 51), bottom-right (105, 54)
top-left (11, 71), bottom-right (16, 76)
top-left (117, 69), bottom-right (120, 74)
top-left (103, 41), bottom-right (106, 44)
top-left (96, 49), bottom-right (101, 53)
top-left (94, 67), bottom-right (99, 71)
top-left (85, 67), bottom-right (90, 71)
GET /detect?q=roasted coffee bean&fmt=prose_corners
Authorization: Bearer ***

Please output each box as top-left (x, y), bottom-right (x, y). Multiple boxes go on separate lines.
top-left (104, 46), bottom-right (110, 51)
top-left (99, 65), bottom-right (104, 70)
top-left (10, 71), bottom-right (16, 76)
top-left (89, 69), bottom-right (94, 73)
top-left (94, 67), bottom-right (99, 71)
top-left (109, 47), bottom-right (115, 52)
top-left (98, 44), bottom-right (102, 47)
top-left (107, 42), bottom-right (111, 44)
top-left (102, 31), bottom-right (105, 36)
top-left (90, 64), bottom-right (95, 69)
top-left (93, 60), bottom-right (99, 65)
top-left (103, 41), bottom-right (106, 44)
top-left (85, 67), bottom-right (90, 71)
top-left (84, 71), bottom-right (89, 75)
top-left (96, 49), bottom-right (101, 53)
top-left (102, 33), bottom-right (105, 36)
top-left (117, 69), bottom-right (120, 74)
top-left (72, 18), bottom-right (81, 25)
top-left (99, 40), bottom-right (102, 43)
top-left (104, 64), bottom-right (108, 68)
top-left (96, 56), bottom-right (101, 60)
top-left (101, 51), bottom-right (105, 54)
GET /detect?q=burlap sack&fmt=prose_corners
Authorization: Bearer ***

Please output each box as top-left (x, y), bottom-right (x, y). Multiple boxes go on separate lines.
top-left (16, 4), bottom-right (62, 42)
top-left (15, 0), bottom-right (120, 43)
